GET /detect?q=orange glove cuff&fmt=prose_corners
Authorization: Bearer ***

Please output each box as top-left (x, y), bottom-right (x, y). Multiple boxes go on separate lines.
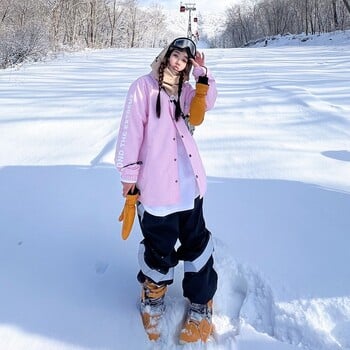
top-left (189, 82), bottom-right (209, 126)
top-left (119, 192), bottom-right (139, 240)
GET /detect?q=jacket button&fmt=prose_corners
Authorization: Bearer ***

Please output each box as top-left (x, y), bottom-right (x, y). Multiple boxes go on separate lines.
top-left (174, 158), bottom-right (177, 161)
top-left (195, 175), bottom-right (198, 178)
top-left (189, 154), bottom-right (192, 157)
top-left (173, 137), bottom-right (176, 141)
top-left (175, 180), bottom-right (178, 183)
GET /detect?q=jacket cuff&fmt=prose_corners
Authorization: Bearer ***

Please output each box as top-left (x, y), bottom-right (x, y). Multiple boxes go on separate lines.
top-left (120, 167), bottom-right (139, 183)
top-left (193, 66), bottom-right (207, 78)
top-left (120, 173), bottom-right (138, 183)
top-left (120, 177), bottom-right (137, 184)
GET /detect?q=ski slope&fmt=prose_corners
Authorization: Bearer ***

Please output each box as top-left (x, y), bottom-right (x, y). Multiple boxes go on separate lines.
top-left (1, 31), bottom-right (350, 350)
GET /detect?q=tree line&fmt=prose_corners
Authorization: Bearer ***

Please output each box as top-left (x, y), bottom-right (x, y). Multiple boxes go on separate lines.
top-left (1, 0), bottom-right (350, 69)
top-left (214, 0), bottom-right (350, 47)
top-left (0, 0), bottom-right (175, 68)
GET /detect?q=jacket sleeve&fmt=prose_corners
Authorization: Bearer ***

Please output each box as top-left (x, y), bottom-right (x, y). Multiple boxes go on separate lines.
top-left (192, 66), bottom-right (217, 111)
top-left (114, 77), bottom-right (148, 183)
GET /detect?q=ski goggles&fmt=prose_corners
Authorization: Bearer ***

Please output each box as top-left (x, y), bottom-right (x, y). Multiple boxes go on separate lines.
top-left (170, 37), bottom-right (196, 58)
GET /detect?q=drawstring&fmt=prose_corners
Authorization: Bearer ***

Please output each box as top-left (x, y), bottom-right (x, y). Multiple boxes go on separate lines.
top-left (122, 161), bottom-right (143, 168)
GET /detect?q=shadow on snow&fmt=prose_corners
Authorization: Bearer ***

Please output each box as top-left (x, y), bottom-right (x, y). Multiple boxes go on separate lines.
top-left (0, 165), bottom-right (349, 349)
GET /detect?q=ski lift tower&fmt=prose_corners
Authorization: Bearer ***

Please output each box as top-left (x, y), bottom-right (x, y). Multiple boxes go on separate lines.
top-left (180, 2), bottom-right (197, 39)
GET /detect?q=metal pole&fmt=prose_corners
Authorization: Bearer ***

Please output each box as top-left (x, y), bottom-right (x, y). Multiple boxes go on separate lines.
top-left (187, 8), bottom-right (192, 38)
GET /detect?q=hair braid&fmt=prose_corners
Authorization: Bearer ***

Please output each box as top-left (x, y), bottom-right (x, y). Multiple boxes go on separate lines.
top-left (156, 62), bottom-right (166, 118)
top-left (174, 72), bottom-right (184, 121)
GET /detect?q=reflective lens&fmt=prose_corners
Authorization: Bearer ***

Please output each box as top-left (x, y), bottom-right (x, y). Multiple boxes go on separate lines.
top-left (170, 37), bottom-right (196, 58)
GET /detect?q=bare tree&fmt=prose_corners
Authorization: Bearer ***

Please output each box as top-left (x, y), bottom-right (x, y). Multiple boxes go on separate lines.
top-left (216, 0), bottom-right (350, 47)
top-left (0, 0), bottom-right (51, 67)
top-left (143, 3), bottom-right (166, 47)
top-left (127, 0), bottom-right (138, 47)
top-left (342, 0), bottom-right (350, 13)
top-left (332, 0), bottom-right (339, 29)
top-left (105, 0), bottom-right (124, 47)
top-left (0, 0), bottom-right (10, 29)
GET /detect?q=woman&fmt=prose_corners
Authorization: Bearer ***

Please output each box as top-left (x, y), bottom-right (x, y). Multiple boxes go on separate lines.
top-left (115, 37), bottom-right (218, 343)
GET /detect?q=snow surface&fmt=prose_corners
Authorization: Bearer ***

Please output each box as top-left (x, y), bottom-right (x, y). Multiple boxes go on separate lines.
top-left (1, 31), bottom-right (350, 350)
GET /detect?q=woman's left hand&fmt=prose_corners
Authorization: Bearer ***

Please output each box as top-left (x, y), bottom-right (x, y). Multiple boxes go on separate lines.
top-left (191, 51), bottom-right (205, 68)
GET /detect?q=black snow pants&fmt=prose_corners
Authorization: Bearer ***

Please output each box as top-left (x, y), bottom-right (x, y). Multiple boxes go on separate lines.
top-left (137, 196), bottom-right (217, 304)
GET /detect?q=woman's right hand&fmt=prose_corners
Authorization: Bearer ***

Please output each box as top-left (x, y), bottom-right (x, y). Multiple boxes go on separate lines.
top-left (191, 51), bottom-right (205, 68)
top-left (121, 182), bottom-right (136, 197)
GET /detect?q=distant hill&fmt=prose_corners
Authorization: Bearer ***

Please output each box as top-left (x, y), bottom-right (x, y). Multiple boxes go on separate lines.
top-left (246, 30), bottom-right (350, 48)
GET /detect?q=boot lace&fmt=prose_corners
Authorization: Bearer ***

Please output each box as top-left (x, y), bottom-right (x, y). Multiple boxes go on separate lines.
top-left (141, 282), bottom-right (166, 315)
top-left (188, 302), bottom-right (212, 324)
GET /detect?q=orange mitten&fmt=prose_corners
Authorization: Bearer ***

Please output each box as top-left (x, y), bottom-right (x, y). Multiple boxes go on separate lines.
top-left (189, 76), bottom-right (209, 126)
top-left (118, 189), bottom-right (139, 240)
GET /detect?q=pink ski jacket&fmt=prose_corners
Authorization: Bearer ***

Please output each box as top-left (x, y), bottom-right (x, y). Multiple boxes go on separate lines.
top-left (115, 66), bottom-right (217, 207)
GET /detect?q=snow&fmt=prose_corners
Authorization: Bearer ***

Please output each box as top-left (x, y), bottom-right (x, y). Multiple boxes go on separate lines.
top-left (1, 31), bottom-right (350, 350)
top-left (253, 30), bottom-right (350, 47)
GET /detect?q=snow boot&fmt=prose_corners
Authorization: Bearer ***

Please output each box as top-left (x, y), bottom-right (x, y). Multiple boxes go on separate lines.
top-left (179, 300), bottom-right (214, 344)
top-left (140, 279), bottom-right (167, 341)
